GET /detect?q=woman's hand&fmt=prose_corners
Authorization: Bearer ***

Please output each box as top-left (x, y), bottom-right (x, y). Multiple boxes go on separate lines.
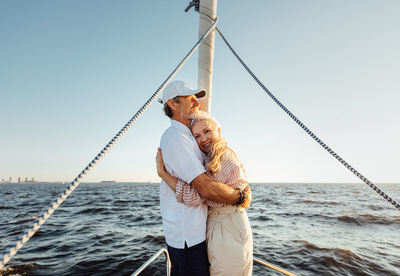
top-left (156, 148), bottom-right (167, 178)
top-left (156, 148), bottom-right (179, 192)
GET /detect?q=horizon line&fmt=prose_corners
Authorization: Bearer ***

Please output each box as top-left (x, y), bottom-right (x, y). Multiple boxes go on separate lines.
top-left (1, 181), bottom-right (399, 185)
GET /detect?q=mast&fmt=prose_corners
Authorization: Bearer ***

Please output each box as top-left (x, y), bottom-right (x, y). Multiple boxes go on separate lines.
top-left (197, 0), bottom-right (217, 113)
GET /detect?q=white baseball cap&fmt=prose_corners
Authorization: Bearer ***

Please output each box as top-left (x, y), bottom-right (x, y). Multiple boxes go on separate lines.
top-left (160, 80), bottom-right (206, 104)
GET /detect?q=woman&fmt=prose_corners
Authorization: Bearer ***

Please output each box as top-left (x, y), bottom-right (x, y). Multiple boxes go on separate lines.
top-left (156, 113), bottom-right (253, 276)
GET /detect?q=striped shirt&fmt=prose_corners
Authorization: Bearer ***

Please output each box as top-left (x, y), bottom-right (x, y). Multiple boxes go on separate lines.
top-left (175, 148), bottom-right (248, 208)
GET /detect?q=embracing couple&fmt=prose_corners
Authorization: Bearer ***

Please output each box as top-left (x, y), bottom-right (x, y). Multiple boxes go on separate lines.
top-left (157, 81), bottom-right (253, 276)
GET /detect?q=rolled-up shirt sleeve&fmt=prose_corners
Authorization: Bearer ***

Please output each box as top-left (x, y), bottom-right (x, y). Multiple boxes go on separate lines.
top-left (176, 179), bottom-right (202, 206)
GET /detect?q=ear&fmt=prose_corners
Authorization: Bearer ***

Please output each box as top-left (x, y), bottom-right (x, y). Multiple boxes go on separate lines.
top-left (167, 99), bottom-right (179, 111)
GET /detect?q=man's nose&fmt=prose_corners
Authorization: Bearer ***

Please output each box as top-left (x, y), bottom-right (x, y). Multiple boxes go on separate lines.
top-left (193, 98), bottom-right (200, 107)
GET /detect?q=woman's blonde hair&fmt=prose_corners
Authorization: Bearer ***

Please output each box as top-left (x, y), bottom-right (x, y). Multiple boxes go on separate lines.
top-left (190, 112), bottom-right (228, 175)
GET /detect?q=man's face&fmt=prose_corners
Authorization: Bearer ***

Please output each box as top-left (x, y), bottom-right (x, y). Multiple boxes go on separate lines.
top-left (176, 95), bottom-right (200, 118)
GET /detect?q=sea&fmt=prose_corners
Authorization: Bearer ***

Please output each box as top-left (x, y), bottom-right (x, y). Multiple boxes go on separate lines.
top-left (0, 182), bottom-right (399, 276)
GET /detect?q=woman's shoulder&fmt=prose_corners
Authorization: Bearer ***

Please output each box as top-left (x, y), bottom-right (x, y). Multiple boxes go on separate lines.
top-left (221, 148), bottom-right (242, 169)
top-left (220, 148), bottom-right (246, 182)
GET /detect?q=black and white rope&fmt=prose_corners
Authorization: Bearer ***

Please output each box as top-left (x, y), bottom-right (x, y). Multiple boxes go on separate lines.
top-left (215, 26), bottom-right (400, 212)
top-left (185, 0), bottom-right (200, 13)
top-left (0, 18), bottom-right (218, 270)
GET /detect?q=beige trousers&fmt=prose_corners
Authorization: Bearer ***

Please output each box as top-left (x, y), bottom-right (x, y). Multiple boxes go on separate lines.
top-left (206, 206), bottom-right (253, 276)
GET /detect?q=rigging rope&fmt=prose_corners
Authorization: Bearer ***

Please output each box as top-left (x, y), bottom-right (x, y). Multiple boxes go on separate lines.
top-left (215, 26), bottom-right (400, 212)
top-left (185, 0), bottom-right (200, 13)
top-left (0, 18), bottom-right (218, 271)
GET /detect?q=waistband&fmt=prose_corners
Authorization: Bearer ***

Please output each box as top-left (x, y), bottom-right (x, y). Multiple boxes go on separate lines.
top-left (208, 205), bottom-right (245, 215)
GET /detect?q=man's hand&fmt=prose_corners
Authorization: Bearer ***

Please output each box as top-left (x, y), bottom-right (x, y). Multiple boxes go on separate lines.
top-left (241, 185), bottom-right (251, 209)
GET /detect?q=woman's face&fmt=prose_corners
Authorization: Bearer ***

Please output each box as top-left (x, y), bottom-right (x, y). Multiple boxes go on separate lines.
top-left (191, 120), bottom-right (220, 153)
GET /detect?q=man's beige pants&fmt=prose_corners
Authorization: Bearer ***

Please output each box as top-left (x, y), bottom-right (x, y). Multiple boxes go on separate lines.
top-left (206, 206), bottom-right (253, 276)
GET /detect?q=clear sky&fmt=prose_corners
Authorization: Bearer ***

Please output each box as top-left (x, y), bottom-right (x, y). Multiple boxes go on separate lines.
top-left (1, 0), bottom-right (399, 184)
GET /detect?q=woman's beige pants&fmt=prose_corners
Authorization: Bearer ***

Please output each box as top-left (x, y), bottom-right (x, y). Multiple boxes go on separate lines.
top-left (206, 206), bottom-right (253, 276)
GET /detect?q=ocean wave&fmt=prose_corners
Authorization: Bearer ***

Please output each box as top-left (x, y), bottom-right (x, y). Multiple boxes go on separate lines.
top-left (253, 198), bottom-right (276, 203)
top-left (338, 214), bottom-right (400, 225)
top-left (0, 206), bottom-right (15, 210)
top-left (34, 228), bottom-right (68, 239)
top-left (276, 211), bottom-right (306, 217)
top-left (75, 207), bottom-right (109, 215)
top-left (253, 215), bottom-right (272, 222)
top-left (274, 212), bottom-right (337, 222)
top-left (14, 213), bottom-right (30, 218)
top-left (142, 203), bottom-right (156, 208)
top-left (308, 191), bottom-right (323, 194)
top-left (131, 216), bottom-right (145, 223)
top-left (114, 199), bottom-right (134, 204)
top-left (292, 240), bottom-right (389, 276)
top-left (299, 240), bottom-right (355, 255)
top-left (72, 225), bottom-right (93, 233)
top-left (367, 204), bottom-right (387, 211)
top-left (93, 236), bottom-right (114, 246)
top-left (54, 243), bottom-right (73, 253)
top-left (141, 234), bottom-right (165, 245)
top-left (81, 200), bottom-right (96, 206)
top-left (300, 200), bottom-right (340, 205)
top-left (11, 217), bottom-right (36, 225)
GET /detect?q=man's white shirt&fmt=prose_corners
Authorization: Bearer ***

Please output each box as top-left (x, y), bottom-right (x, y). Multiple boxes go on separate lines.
top-left (159, 120), bottom-right (207, 249)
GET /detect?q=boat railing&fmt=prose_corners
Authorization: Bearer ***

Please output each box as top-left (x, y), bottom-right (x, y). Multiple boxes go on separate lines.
top-left (131, 248), bottom-right (297, 276)
top-left (253, 257), bottom-right (297, 276)
top-left (131, 248), bottom-right (171, 276)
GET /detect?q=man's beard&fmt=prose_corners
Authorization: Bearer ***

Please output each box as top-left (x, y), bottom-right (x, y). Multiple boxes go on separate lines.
top-left (181, 109), bottom-right (200, 120)
top-left (186, 109), bottom-right (200, 119)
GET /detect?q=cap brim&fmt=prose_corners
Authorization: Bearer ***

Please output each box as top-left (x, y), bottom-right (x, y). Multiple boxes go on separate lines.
top-left (195, 89), bottom-right (206, 99)
top-left (179, 89), bottom-right (206, 99)
top-left (162, 89), bottom-right (206, 104)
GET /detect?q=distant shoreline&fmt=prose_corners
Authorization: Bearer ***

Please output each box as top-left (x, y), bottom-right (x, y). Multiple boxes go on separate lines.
top-left (1, 182), bottom-right (399, 185)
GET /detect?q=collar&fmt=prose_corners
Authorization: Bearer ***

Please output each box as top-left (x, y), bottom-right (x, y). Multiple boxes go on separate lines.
top-left (171, 120), bottom-right (192, 136)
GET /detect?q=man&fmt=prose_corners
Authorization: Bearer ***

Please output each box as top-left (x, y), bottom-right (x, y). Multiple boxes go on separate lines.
top-left (159, 80), bottom-right (248, 276)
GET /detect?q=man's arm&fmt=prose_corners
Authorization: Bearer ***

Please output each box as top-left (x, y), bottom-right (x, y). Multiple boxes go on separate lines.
top-left (190, 173), bottom-right (241, 204)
